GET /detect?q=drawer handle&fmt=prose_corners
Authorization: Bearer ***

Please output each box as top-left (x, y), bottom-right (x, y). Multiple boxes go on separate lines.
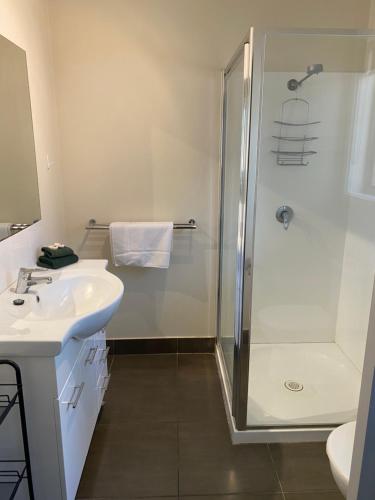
top-left (72, 382), bottom-right (85, 408)
top-left (85, 346), bottom-right (98, 365)
top-left (100, 374), bottom-right (111, 392)
top-left (62, 382), bottom-right (85, 409)
top-left (98, 346), bottom-right (110, 363)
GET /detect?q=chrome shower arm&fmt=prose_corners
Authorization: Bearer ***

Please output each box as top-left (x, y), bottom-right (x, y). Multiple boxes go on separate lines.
top-left (287, 63), bottom-right (323, 91)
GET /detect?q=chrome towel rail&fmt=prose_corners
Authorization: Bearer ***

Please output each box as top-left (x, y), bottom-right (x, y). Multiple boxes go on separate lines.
top-left (85, 218), bottom-right (197, 230)
top-left (11, 223), bottom-right (30, 232)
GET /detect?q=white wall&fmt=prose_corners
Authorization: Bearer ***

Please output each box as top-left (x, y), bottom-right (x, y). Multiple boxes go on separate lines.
top-left (335, 71), bottom-right (375, 371)
top-left (251, 68), bottom-right (375, 371)
top-left (49, 0), bottom-right (221, 339)
top-left (251, 72), bottom-right (357, 343)
top-left (49, 0), bottom-right (373, 340)
top-left (249, 66), bottom-right (375, 372)
top-left (336, 197), bottom-right (375, 371)
top-left (0, 0), bottom-right (65, 292)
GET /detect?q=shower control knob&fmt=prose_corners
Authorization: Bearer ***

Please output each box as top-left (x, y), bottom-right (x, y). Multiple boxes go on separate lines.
top-left (276, 205), bottom-right (294, 231)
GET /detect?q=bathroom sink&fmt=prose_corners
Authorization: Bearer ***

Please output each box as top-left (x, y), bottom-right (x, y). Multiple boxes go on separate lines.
top-left (0, 260), bottom-right (124, 355)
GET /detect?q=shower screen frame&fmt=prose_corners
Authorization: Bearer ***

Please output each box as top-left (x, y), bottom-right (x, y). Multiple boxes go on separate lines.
top-left (217, 27), bottom-right (375, 432)
top-left (217, 27), bottom-right (260, 430)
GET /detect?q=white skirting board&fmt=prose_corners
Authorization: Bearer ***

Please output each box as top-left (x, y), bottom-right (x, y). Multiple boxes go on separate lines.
top-left (215, 345), bottom-right (334, 444)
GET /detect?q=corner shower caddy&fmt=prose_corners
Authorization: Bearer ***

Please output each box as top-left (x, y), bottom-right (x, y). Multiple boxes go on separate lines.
top-left (0, 360), bottom-right (34, 499)
top-left (272, 97), bottom-right (320, 166)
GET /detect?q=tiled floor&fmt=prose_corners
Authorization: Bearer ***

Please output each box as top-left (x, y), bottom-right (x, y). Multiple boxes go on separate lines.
top-left (76, 354), bottom-right (344, 500)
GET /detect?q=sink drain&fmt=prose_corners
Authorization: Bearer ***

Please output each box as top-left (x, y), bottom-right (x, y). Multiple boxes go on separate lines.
top-left (284, 380), bottom-right (304, 392)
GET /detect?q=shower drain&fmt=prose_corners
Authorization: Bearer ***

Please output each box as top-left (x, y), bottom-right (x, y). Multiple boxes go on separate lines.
top-left (284, 380), bottom-right (304, 392)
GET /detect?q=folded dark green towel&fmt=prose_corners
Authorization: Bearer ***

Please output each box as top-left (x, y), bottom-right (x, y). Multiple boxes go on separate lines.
top-left (37, 254), bottom-right (79, 269)
top-left (41, 246), bottom-right (75, 258)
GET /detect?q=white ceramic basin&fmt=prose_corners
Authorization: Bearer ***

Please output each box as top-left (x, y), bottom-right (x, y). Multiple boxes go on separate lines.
top-left (0, 260), bottom-right (124, 356)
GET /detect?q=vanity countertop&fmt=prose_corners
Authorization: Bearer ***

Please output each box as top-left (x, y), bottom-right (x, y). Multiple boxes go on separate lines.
top-left (0, 259), bottom-right (123, 357)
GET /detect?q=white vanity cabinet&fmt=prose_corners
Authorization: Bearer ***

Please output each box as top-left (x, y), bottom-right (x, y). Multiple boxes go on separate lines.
top-left (2, 329), bottom-right (110, 500)
top-left (55, 330), bottom-right (109, 500)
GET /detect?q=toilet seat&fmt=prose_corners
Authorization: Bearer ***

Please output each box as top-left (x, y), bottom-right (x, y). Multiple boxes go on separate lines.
top-left (326, 421), bottom-right (356, 496)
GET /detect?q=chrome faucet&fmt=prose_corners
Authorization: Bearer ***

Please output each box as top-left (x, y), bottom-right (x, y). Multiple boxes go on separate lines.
top-left (15, 268), bottom-right (53, 294)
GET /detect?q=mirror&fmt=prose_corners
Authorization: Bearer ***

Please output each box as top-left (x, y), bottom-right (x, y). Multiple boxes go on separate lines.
top-left (0, 34), bottom-right (41, 242)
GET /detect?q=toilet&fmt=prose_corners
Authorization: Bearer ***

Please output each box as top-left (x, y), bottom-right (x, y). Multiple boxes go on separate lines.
top-left (326, 421), bottom-right (356, 497)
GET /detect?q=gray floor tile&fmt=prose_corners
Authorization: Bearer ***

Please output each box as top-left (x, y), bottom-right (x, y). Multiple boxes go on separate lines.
top-left (177, 354), bottom-right (226, 422)
top-left (101, 379), bottom-right (178, 423)
top-left (179, 466), bottom-right (281, 496)
top-left (178, 353), bottom-right (218, 378)
top-left (178, 420), bottom-right (280, 495)
top-left (78, 497), bottom-right (178, 500)
top-left (77, 422), bottom-right (178, 498)
top-left (177, 382), bottom-right (226, 422)
top-left (177, 355), bottom-right (221, 391)
top-left (78, 472), bottom-right (178, 499)
top-left (111, 353), bottom-right (178, 373)
top-left (179, 420), bottom-right (271, 466)
top-left (180, 496), bottom-right (283, 500)
top-left (77, 497), bottom-right (178, 500)
top-left (77, 355), bottom-right (340, 499)
top-left (269, 443), bottom-right (340, 493)
top-left (100, 355), bottom-right (178, 423)
top-left (285, 492), bottom-right (344, 500)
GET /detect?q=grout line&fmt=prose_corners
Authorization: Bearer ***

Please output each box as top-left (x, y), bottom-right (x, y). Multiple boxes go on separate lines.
top-left (176, 351), bottom-right (182, 497)
top-left (177, 421), bottom-right (180, 497)
top-left (111, 351), bottom-right (214, 356)
top-left (282, 488), bottom-right (344, 494)
top-left (78, 495), bottom-right (287, 499)
top-left (267, 443), bottom-right (286, 500)
top-left (173, 495), bottom-right (285, 499)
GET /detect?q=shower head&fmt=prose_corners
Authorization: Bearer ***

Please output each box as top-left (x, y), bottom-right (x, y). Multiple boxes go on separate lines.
top-left (287, 63), bottom-right (324, 91)
top-left (306, 63), bottom-right (323, 75)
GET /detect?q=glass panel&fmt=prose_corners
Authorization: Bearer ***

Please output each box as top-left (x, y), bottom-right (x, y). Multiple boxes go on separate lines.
top-left (218, 51), bottom-right (245, 387)
top-left (247, 32), bottom-right (375, 428)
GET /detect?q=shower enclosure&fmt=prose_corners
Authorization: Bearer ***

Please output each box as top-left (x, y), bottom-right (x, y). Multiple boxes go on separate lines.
top-left (217, 28), bottom-right (375, 440)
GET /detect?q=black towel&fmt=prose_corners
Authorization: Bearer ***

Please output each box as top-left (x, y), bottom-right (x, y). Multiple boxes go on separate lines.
top-left (37, 254), bottom-right (79, 269)
top-left (41, 246), bottom-right (75, 259)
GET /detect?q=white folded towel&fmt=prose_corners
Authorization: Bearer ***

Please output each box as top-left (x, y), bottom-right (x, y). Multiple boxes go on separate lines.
top-left (0, 223), bottom-right (12, 240)
top-left (109, 222), bottom-right (173, 268)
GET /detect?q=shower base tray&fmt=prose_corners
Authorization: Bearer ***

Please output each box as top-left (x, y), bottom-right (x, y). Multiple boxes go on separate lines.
top-left (247, 342), bottom-right (361, 427)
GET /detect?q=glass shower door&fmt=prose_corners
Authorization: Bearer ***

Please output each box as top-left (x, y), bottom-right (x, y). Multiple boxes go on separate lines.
top-left (217, 33), bottom-right (253, 426)
top-left (246, 30), bottom-right (375, 430)
top-left (218, 28), bottom-right (375, 434)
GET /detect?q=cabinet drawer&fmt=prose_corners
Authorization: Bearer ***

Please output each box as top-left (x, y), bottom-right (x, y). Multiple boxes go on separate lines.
top-left (81, 334), bottom-right (99, 369)
top-left (55, 330), bottom-right (107, 499)
top-left (55, 337), bottom-right (86, 397)
top-left (95, 331), bottom-right (110, 376)
top-left (96, 360), bottom-right (110, 411)
top-left (56, 346), bottom-right (98, 499)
